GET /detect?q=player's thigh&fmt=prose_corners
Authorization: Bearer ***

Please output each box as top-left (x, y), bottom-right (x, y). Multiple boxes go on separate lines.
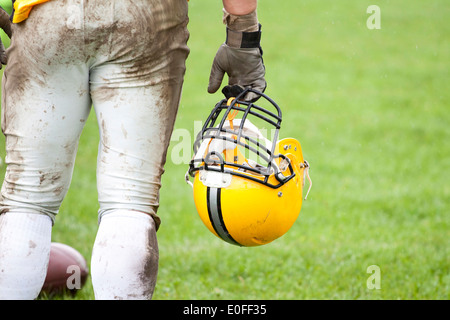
top-left (91, 72), bottom-right (184, 225)
top-left (1, 2), bottom-right (91, 216)
top-left (90, 0), bottom-right (189, 223)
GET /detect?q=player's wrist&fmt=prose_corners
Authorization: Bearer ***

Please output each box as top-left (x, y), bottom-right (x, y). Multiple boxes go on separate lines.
top-left (223, 8), bottom-right (259, 31)
top-left (223, 9), bottom-right (261, 49)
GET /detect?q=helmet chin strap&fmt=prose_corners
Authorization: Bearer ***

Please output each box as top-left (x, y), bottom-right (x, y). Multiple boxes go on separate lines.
top-left (302, 160), bottom-right (312, 200)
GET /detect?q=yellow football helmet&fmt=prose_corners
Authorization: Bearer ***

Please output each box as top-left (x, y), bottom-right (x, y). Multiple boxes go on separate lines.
top-left (186, 89), bottom-right (311, 247)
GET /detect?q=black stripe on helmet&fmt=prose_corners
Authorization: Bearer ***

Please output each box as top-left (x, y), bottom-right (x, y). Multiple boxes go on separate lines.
top-left (206, 187), bottom-right (241, 246)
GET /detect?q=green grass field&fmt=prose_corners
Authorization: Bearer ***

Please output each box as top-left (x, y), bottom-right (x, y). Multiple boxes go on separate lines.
top-left (0, 0), bottom-right (449, 300)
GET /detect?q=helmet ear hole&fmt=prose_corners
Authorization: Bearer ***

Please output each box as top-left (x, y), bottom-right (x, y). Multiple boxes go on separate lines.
top-left (279, 158), bottom-right (290, 172)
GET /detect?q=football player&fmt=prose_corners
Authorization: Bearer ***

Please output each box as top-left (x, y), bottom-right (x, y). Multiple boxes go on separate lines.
top-left (0, 0), bottom-right (265, 299)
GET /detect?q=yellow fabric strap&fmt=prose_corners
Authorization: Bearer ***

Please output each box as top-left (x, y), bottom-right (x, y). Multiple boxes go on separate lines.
top-left (13, 0), bottom-right (51, 23)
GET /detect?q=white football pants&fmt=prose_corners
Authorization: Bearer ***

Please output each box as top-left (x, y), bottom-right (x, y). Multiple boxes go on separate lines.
top-left (0, 0), bottom-right (189, 299)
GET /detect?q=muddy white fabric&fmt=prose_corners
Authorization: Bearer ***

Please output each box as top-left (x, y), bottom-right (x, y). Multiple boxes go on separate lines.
top-left (0, 212), bottom-right (52, 299)
top-left (1, 0), bottom-right (189, 227)
top-left (91, 210), bottom-right (159, 300)
top-left (0, 0), bottom-right (189, 299)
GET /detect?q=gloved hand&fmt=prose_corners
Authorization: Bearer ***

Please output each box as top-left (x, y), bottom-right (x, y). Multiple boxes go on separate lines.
top-left (0, 7), bottom-right (12, 68)
top-left (208, 9), bottom-right (266, 102)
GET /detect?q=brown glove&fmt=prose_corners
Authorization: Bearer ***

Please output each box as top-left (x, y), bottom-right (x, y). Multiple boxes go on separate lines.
top-left (208, 9), bottom-right (266, 102)
top-left (0, 7), bottom-right (12, 68)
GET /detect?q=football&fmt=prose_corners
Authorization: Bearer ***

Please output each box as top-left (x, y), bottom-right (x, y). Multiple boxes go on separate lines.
top-left (40, 242), bottom-right (89, 296)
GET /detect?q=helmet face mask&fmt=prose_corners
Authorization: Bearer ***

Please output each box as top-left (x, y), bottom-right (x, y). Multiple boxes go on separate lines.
top-left (187, 89), bottom-right (310, 247)
top-left (190, 89), bottom-right (295, 188)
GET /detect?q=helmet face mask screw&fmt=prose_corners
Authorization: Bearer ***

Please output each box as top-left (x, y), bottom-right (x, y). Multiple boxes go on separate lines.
top-left (278, 191), bottom-right (283, 197)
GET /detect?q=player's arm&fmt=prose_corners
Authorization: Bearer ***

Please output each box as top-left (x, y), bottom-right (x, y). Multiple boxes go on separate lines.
top-left (223, 0), bottom-right (257, 15)
top-left (208, 0), bottom-right (266, 101)
top-left (0, 7), bottom-right (12, 68)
